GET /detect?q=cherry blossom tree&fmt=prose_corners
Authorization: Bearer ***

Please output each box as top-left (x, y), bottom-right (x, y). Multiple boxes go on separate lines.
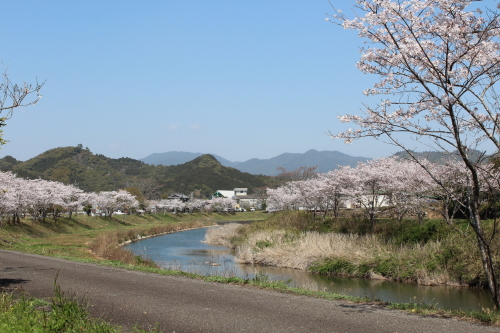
top-left (114, 189), bottom-right (139, 214)
top-left (343, 158), bottom-right (393, 226)
top-left (66, 187), bottom-right (83, 216)
top-left (209, 197), bottom-right (236, 213)
top-left (30, 179), bottom-right (65, 222)
top-left (424, 161), bottom-right (469, 224)
top-left (329, 0), bottom-right (500, 308)
top-left (267, 183), bottom-right (302, 211)
top-left (145, 199), bottom-right (162, 214)
top-left (383, 158), bottom-right (434, 223)
top-left (317, 167), bottom-right (354, 219)
top-left (92, 191), bottom-right (118, 217)
top-left (80, 192), bottom-right (97, 216)
top-left (185, 198), bottom-right (205, 213)
top-left (167, 198), bottom-right (184, 214)
top-left (92, 190), bottom-right (138, 217)
top-left (0, 171), bottom-right (22, 225)
top-left (0, 70), bottom-right (43, 146)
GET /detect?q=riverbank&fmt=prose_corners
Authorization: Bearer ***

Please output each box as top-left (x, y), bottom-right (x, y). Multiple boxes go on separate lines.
top-left (0, 212), bottom-right (267, 263)
top-left (5, 249), bottom-right (498, 333)
top-left (204, 211), bottom-right (484, 288)
top-left (2, 211), bottom-right (500, 326)
top-left (0, 212), bottom-right (267, 333)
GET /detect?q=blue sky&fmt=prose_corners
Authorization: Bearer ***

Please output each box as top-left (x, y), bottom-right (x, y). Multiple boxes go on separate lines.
top-left (0, 0), bottom-right (401, 162)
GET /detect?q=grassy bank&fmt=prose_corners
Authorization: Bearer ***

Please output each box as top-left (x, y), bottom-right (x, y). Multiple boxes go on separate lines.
top-left (0, 212), bottom-right (266, 261)
top-left (0, 212), bottom-right (266, 333)
top-left (1, 211), bottom-right (499, 327)
top-left (0, 278), bottom-right (164, 333)
top-left (204, 211), bottom-right (500, 324)
top-left (208, 211), bottom-right (484, 287)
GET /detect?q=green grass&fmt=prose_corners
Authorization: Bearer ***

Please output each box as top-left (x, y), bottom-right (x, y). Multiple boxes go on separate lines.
top-left (0, 212), bottom-right (266, 333)
top-left (1, 211), bottom-right (499, 327)
top-left (0, 278), bottom-right (163, 333)
top-left (0, 212), bottom-right (266, 258)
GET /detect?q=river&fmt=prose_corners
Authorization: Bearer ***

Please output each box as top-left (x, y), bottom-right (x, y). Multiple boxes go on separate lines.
top-left (125, 226), bottom-right (494, 311)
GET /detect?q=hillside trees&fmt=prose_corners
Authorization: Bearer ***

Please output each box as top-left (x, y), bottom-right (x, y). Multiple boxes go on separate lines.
top-left (328, 0), bottom-right (500, 308)
top-left (3, 148), bottom-right (271, 197)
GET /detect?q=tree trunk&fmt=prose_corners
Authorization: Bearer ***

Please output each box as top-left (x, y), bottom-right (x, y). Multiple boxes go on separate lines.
top-left (470, 210), bottom-right (500, 309)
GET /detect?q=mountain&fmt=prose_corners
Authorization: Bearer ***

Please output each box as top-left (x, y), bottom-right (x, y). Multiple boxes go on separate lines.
top-left (0, 155), bottom-right (21, 172)
top-left (141, 151), bottom-right (238, 168)
top-left (141, 149), bottom-right (370, 176)
top-left (161, 154), bottom-right (268, 195)
top-left (393, 149), bottom-right (487, 164)
top-left (0, 146), bottom-right (270, 198)
top-left (233, 150), bottom-right (370, 175)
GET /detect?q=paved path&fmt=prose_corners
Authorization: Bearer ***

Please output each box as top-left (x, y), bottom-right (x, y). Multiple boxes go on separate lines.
top-left (1, 249), bottom-right (498, 333)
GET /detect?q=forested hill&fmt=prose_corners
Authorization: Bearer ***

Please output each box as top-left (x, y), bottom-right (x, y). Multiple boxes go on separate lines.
top-left (393, 149), bottom-right (487, 164)
top-left (0, 147), bottom-right (271, 198)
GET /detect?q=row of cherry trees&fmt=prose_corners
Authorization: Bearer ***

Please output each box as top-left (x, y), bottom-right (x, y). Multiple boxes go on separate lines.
top-left (146, 197), bottom-right (237, 214)
top-left (0, 170), bottom-right (240, 224)
top-left (0, 171), bottom-right (139, 224)
top-left (266, 157), bottom-right (500, 225)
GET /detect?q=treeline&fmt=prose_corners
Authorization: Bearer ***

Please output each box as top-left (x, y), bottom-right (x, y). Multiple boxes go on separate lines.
top-left (0, 171), bottom-right (139, 224)
top-left (267, 157), bottom-right (500, 223)
top-left (0, 146), bottom-right (271, 198)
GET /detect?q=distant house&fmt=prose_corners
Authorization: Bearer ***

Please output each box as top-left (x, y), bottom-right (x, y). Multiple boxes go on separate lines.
top-left (167, 193), bottom-right (190, 202)
top-left (343, 194), bottom-right (390, 209)
top-left (234, 188), bottom-right (248, 196)
top-left (212, 190), bottom-right (235, 199)
top-left (211, 188), bottom-right (266, 209)
top-left (211, 188), bottom-right (247, 199)
top-left (237, 194), bottom-right (265, 209)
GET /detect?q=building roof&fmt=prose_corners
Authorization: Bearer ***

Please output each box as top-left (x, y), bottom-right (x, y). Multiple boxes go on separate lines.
top-left (214, 190), bottom-right (236, 198)
top-left (237, 194), bottom-right (267, 199)
top-left (167, 193), bottom-right (190, 201)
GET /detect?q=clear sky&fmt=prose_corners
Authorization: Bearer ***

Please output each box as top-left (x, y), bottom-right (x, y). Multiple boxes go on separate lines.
top-left (0, 0), bottom-right (404, 162)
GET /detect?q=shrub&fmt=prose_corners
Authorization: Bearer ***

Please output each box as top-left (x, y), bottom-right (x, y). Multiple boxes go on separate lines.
top-left (309, 258), bottom-right (356, 276)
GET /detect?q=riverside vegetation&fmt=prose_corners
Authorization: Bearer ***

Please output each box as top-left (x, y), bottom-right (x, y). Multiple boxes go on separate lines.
top-left (0, 212), bottom-right (266, 332)
top-left (206, 211), bottom-right (487, 287)
top-left (0, 278), bottom-right (163, 333)
top-left (1, 211), bottom-right (499, 328)
top-left (205, 210), bottom-right (500, 324)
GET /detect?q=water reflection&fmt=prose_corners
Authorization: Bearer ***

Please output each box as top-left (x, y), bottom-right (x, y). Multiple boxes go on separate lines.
top-left (125, 227), bottom-right (493, 311)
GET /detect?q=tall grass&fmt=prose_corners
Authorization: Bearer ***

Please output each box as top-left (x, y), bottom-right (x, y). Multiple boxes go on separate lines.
top-left (208, 211), bottom-right (483, 286)
top-left (0, 284), bottom-right (120, 333)
top-left (0, 281), bottom-right (163, 333)
top-left (2, 213), bottom-right (498, 327)
top-left (204, 223), bottom-right (242, 247)
top-left (89, 221), bottom-right (206, 266)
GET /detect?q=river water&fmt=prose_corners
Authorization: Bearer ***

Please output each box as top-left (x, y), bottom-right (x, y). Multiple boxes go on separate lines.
top-left (125, 226), bottom-right (494, 311)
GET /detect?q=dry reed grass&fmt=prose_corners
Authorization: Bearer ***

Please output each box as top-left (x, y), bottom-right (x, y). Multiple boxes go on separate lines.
top-left (234, 230), bottom-right (386, 270)
top-left (209, 224), bottom-right (462, 285)
top-left (89, 221), bottom-right (206, 266)
top-left (203, 223), bottom-right (243, 247)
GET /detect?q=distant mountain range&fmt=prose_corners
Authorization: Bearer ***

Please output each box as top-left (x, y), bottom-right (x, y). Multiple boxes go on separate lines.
top-left (393, 149), bottom-right (487, 164)
top-left (0, 147), bottom-right (270, 197)
top-left (140, 149), bottom-right (371, 176)
top-left (1, 146), bottom-right (491, 199)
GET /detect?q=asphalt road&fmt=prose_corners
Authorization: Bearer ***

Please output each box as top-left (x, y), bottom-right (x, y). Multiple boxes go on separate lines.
top-left (1, 249), bottom-right (498, 333)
